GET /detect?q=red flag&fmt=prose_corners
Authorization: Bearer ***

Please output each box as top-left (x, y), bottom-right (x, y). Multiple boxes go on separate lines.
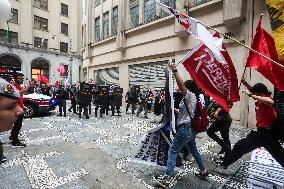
top-left (57, 64), bottom-right (65, 76)
top-left (54, 80), bottom-right (59, 87)
top-left (181, 33), bottom-right (240, 112)
top-left (37, 73), bottom-right (49, 83)
top-left (246, 16), bottom-right (284, 90)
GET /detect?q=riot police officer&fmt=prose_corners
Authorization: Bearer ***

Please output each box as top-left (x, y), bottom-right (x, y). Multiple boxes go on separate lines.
top-left (110, 86), bottom-right (123, 116)
top-left (77, 82), bottom-right (92, 119)
top-left (68, 84), bottom-right (78, 114)
top-left (96, 85), bottom-right (110, 117)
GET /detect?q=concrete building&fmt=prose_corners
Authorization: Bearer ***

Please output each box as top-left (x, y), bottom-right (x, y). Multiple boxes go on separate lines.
top-left (82, 0), bottom-right (278, 127)
top-left (0, 0), bottom-right (83, 84)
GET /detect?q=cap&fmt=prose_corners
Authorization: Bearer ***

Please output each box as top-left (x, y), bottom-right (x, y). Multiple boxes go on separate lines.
top-left (0, 78), bottom-right (19, 99)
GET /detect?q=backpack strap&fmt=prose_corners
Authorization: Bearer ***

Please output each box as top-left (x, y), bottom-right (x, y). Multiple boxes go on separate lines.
top-left (183, 98), bottom-right (193, 119)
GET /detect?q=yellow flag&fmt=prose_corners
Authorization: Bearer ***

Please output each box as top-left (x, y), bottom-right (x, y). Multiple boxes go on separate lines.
top-left (266, 0), bottom-right (284, 61)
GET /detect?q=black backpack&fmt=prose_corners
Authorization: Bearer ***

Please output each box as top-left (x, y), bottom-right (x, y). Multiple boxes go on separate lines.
top-left (273, 107), bottom-right (284, 143)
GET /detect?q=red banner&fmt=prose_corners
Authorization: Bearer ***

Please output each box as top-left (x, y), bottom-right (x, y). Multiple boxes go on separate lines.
top-left (57, 64), bottom-right (65, 76)
top-left (37, 73), bottom-right (49, 83)
top-left (181, 33), bottom-right (240, 112)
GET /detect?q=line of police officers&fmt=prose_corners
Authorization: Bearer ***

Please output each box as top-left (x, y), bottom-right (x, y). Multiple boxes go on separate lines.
top-left (54, 83), bottom-right (155, 119)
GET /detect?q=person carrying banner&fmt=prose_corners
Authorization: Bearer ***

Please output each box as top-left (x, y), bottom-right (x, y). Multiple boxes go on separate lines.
top-left (206, 100), bottom-right (232, 159)
top-left (213, 77), bottom-right (284, 168)
top-left (153, 63), bottom-right (208, 188)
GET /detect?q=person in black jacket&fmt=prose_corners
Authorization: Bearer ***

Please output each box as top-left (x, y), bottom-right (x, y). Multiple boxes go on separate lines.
top-left (55, 84), bottom-right (68, 117)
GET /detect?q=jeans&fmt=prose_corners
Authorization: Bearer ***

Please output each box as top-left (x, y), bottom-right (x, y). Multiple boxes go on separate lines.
top-left (166, 123), bottom-right (205, 177)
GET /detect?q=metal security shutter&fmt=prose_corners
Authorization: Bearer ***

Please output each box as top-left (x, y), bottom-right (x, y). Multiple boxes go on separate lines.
top-left (94, 67), bottom-right (119, 86)
top-left (129, 61), bottom-right (167, 89)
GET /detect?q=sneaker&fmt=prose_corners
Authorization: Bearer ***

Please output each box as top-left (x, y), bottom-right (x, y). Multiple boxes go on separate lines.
top-left (153, 175), bottom-right (172, 189)
top-left (212, 158), bottom-right (227, 169)
top-left (11, 141), bottom-right (26, 148)
top-left (1, 156), bottom-right (7, 163)
top-left (86, 115), bottom-right (90, 119)
top-left (195, 171), bottom-right (209, 180)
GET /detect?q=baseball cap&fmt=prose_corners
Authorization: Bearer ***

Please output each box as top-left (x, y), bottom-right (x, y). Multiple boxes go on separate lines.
top-left (0, 78), bottom-right (19, 99)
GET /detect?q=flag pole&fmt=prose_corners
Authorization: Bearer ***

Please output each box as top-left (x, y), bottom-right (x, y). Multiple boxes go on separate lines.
top-left (195, 20), bottom-right (284, 69)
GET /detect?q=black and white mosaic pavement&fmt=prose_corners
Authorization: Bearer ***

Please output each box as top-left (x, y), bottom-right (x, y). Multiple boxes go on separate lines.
top-left (0, 111), bottom-right (283, 189)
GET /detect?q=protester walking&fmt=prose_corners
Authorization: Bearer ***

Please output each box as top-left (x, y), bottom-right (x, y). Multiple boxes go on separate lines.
top-left (213, 77), bottom-right (284, 168)
top-left (153, 64), bottom-right (208, 189)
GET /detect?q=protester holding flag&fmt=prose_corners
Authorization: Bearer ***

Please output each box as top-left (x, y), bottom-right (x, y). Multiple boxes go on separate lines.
top-left (153, 63), bottom-right (208, 188)
top-left (213, 78), bottom-right (284, 168)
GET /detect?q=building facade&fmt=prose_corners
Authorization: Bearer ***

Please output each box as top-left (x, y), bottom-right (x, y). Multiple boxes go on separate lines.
top-left (0, 0), bottom-right (83, 84)
top-left (82, 0), bottom-right (276, 128)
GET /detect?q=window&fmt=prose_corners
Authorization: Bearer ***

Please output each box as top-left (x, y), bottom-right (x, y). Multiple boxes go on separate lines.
top-left (61, 3), bottom-right (68, 16)
top-left (95, 17), bottom-right (100, 42)
top-left (60, 42), bottom-right (68, 53)
top-left (193, 0), bottom-right (211, 6)
top-left (9, 9), bottom-right (18, 24)
top-left (129, 0), bottom-right (139, 29)
top-left (34, 0), bottom-right (48, 10)
top-left (112, 6), bottom-right (118, 36)
top-left (144, 0), bottom-right (156, 23)
top-left (103, 12), bottom-right (109, 39)
top-left (63, 65), bottom-right (69, 77)
top-left (94, 0), bottom-right (100, 7)
top-left (34, 16), bottom-right (48, 30)
top-left (34, 37), bottom-right (48, 49)
top-left (161, 0), bottom-right (175, 18)
top-left (61, 23), bottom-right (68, 35)
top-left (0, 29), bottom-right (18, 44)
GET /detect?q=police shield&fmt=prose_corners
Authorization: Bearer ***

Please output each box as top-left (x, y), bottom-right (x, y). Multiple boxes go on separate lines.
top-left (97, 85), bottom-right (110, 105)
top-left (111, 87), bottom-right (123, 106)
top-left (78, 82), bottom-right (93, 105)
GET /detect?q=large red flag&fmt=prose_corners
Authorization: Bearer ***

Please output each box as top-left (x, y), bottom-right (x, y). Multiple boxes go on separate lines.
top-left (57, 64), bottom-right (65, 76)
top-left (246, 16), bottom-right (284, 90)
top-left (37, 73), bottom-right (49, 83)
top-left (181, 33), bottom-right (240, 112)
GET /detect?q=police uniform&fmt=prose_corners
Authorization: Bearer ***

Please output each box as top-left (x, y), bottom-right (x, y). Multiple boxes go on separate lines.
top-left (0, 78), bottom-right (20, 164)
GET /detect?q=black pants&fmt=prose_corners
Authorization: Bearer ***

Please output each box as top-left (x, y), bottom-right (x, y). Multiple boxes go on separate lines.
top-left (10, 114), bottom-right (24, 142)
top-left (59, 99), bottom-right (66, 116)
top-left (126, 102), bottom-right (136, 114)
top-left (223, 128), bottom-right (284, 168)
top-left (207, 116), bottom-right (232, 153)
top-left (111, 105), bottom-right (121, 115)
top-left (68, 99), bottom-right (77, 113)
top-left (78, 104), bottom-right (88, 117)
top-left (0, 140), bottom-right (3, 164)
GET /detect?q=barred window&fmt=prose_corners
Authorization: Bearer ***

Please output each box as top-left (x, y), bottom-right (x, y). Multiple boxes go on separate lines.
top-left (193, 0), bottom-right (211, 6)
top-left (144, 0), bottom-right (156, 24)
top-left (111, 6), bottom-right (118, 36)
top-left (0, 29), bottom-right (18, 44)
top-left (161, 0), bottom-right (175, 18)
top-left (95, 17), bottom-right (100, 42)
top-left (34, 15), bottom-right (48, 31)
top-left (34, 37), bottom-right (48, 49)
top-left (9, 9), bottom-right (18, 24)
top-left (60, 42), bottom-right (68, 53)
top-left (61, 3), bottom-right (68, 17)
top-left (34, 0), bottom-right (48, 10)
top-left (61, 23), bottom-right (68, 35)
top-left (129, 0), bottom-right (139, 29)
top-left (103, 12), bottom-right (109, 39)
